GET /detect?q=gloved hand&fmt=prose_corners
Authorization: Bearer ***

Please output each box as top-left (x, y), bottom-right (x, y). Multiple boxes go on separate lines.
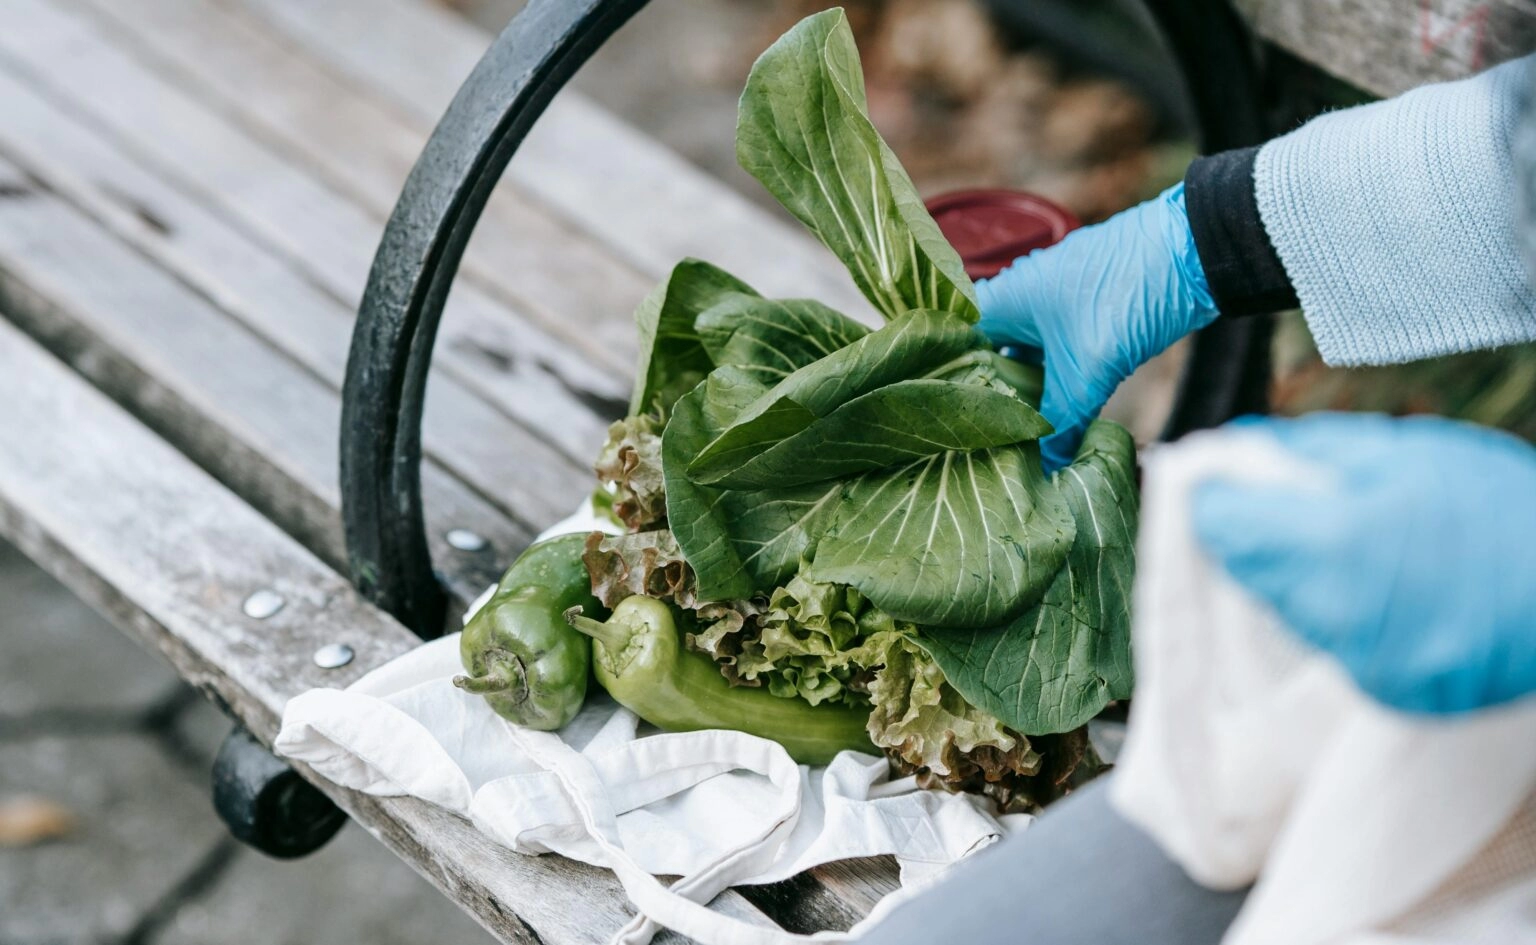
top-left (1193, 412), bottom-right (1536, 715)
top-left (977, 184), bottom-right (1219, 470)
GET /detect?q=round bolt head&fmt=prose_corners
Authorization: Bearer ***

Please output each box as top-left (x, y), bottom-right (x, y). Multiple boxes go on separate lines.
top-left (446, 528), bottom-right (488, 552)
top-left (312, 643), bottom-right (355, 670)
top-left (242, 589), bottom-right (286, 620)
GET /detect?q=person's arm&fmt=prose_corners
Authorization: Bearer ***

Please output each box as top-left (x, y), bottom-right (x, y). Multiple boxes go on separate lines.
top-left (979, 55), bottom-right (1536, 467)
top-left (1187, 56), bottom-right (1536, 363)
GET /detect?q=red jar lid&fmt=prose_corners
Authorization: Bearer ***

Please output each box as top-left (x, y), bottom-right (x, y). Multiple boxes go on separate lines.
top-left (925, 190), bottom-right (1080, 281)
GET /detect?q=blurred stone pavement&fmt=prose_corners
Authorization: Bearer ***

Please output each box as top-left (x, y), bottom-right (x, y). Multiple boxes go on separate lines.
top-left (0, 539), bottom-right (497, 945)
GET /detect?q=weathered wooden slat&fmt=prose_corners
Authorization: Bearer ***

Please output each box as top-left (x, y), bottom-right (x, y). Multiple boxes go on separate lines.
top-left (228, 0), bottom-right (881, 323)
top-left (1235, 0), bottom-right (1536, 98)
top-left (0, 61), bottom-right (586, 560)
top-left (0, 155), bottom-right (541, 606)
top-left (0, 0), bottom-right (624, 466)
top-left (63, 0), bottom-right (647, 375)
top-left (0, 316), bottom-right (781, 945)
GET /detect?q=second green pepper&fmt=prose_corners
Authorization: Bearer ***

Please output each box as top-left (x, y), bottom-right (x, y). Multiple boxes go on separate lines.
top-left (566, 596), bottom-right (876, 765)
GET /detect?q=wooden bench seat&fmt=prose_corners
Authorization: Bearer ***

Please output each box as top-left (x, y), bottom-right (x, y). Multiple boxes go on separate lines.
top-left (1232, 0), bottom-right (1536, 98)
top-left (0, 0), bottom-right (1529, 942)
top-left (0, 318), bottom-right (792, 945)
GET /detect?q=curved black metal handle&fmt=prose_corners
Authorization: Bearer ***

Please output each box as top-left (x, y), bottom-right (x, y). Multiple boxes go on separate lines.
top-left (341, 0), bottom-right (650, 636)
top-left (341, 0), bottom-right (1273, 636)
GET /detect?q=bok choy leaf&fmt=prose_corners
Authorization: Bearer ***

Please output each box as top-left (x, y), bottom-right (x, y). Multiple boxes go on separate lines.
top-left (737, 8), bottom-right (979, 323)
top-left (687, 310), bottom-right (982, 480)
top-left (630, 259), bottom-right (756, 416)
top-left (696, 295), bottom-right (869, 383)
top-left (922, 421), bottom-right (1138, 732)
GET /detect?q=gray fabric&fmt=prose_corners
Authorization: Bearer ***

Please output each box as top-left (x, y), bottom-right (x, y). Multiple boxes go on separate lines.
top-left (1255, 55), bottom-right (1536, 367)
top-left (857, 778), bottom-right (1248, 945)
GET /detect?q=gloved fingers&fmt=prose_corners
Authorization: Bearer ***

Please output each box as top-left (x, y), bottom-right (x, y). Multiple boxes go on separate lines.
top-left (976, 267), bottom-right (1046, 349)
top-left (1040, 427), bottom-right (1084, 475)
top-left (976, 310), bottom-right (1044, 350)
top-left (1037, 373), bottom-right (1094, 473)
top-left (1190, 478), bottom-right (1370, 648)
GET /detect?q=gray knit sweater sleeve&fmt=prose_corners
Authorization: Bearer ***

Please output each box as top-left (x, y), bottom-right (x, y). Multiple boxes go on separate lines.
top-left (1255, 56), bottom-right (1536, 367)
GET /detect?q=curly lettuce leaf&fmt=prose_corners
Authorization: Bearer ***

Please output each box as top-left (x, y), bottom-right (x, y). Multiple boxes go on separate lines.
top-left (854, 627), bottom-right (1035, 779)
top-left (593, 415), bottom-right (667, 531)
top-left (720, 573), bottom-right (868, 706)
top-left (922, 420), bottom-right (1138, 734)
top-left (737, 8), bottom-right (979, 323)
top-left (660, 565), bottom-right (1102, 810)
top-left (583, 529), bottom-right (698, 609)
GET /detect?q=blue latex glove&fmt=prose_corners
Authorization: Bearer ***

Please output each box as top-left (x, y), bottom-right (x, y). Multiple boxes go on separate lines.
top-left (977, 184), bottom-right (1219, 470)
top-left (1193, 412), bottom-right (1536, 715)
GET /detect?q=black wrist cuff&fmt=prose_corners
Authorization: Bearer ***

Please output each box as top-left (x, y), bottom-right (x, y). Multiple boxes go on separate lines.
top-left (1184, 146), bottom-right (1298, 317)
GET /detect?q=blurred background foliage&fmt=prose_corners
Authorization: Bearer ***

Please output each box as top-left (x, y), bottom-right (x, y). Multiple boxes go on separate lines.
top-left (439, 0), bottom-right (1536, 443)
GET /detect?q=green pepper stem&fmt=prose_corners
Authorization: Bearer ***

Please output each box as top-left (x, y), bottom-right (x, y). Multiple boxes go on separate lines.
top-left (454, 673), bottom-right (507, 694)
top-left (452, 652), bottom-right (529, 703)
top-left (564, 607), bottom-right (629, 650)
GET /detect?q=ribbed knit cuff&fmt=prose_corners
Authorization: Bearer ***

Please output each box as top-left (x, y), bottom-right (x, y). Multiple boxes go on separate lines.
top-left (1254, 57), bottom-right (1536, 367)
top-left (1184, 147), bottom-right (1299, 317)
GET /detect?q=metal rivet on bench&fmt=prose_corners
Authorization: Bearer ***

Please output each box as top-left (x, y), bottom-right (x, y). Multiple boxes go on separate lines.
top-left (312, 643), bottom-right (355, 670)
top-left (242, 588), bottom-right (286, 620)
top-left (446, 528), bottom-right (488, 552)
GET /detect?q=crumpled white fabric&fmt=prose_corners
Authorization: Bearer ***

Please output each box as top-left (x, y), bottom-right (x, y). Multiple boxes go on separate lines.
top-left (275, 500), bottom-right (1021, 945)
top-left (1113, 429), bottom-right (1536, 945)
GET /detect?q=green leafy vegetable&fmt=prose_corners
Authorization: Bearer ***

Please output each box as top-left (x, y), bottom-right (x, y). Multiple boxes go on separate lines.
top-left (807, 442), bottom-right (1074, 628)
top-left (688, 310), bottom-right (983, 479)
top-left (594, 415), bottom-right (666, 531)
top-left (729, 573), bottom-right (870, 706)
top-left (663, 369), bottom-right (845, 600)
top-left (693, 379), bottom-right (1052, 490)
top-left (737, 9), bottom-right (979, 323)
top-left (923, 421), bottom-right (1138, 733)
top-left (931, 349), bottom-right (1046, 405)
top-left (575, 8), bottom-right (1139, 812)
top-left (630, 260), bottom-right (757, 416)
top-left (856, 628), bottom-right (1037, 781)
top-left (696, 295), bottom-right (869, 383)
top-left (684, 571), bottom-right (1088, 811)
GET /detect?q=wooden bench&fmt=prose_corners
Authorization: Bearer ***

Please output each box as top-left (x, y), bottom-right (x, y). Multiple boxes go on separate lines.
top-left (0, 0), bottom-right (1529, 942)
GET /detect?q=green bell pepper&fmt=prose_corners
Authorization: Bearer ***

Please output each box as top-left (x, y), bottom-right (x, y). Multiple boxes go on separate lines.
top-left (566, 595), bottom-right (876, 765)
top-left (454, 533), bottom-right (604, 730)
